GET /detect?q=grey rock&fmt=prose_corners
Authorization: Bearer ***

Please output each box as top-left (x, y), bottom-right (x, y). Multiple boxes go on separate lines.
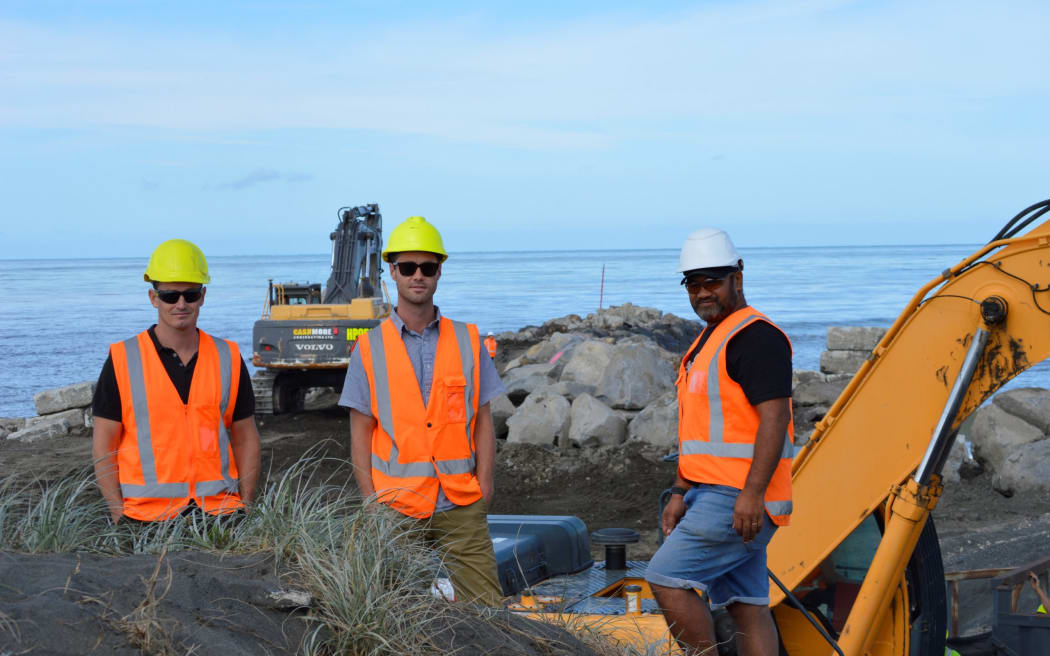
top-left (792, 370), bottom-right (825, 387)
top-left (560, 341), bottom-right (614, 388)
top-left (826, 326), bottom-right (887, 352)
top-left (490, 394), bottom-right (515, 439)
top-left (34, 381), bottom-right (96, 415)
top-left (0, 417), bottom-right (26, 433)
top-left (502, 363), bottom-right (556, 405)
top-left (506, 394), bottom-right (570, 446)
top-left (992, 387), bottom-right (1050, 434)
top-left (628, 391), bottom-right (678, 449)
top-left (528, 381), bottom-right (595, 402)
top-left (793, 374), bottom-right (851, 407)
top-left (8, 415), bottom-right (76, 442)
top-left (819, 350), bottom-right (869, 375)
top-left (970, 404), bottom-right (1045, 477)
top-left (593, 343), bottom-right (675, 410)
top-left (792, 404), bottom-right (829, 446)
top-left (304, 387), bottom-right (340, 410)
top-left (569, 394), bottom-right (627, 448)
top-left (992, 438), bottom-right (1050, 496)
top-left (26, 408), bottom-right (89, 431)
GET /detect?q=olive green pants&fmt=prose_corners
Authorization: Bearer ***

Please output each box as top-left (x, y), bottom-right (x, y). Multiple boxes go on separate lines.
top-left (416, 498), bottom-right (502, 606)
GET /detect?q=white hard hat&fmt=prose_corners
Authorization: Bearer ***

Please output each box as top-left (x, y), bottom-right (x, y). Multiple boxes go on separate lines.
top-left (487, 331), bottom-right (494, 336)
top-left (678, 228), bottom-right (741, 273)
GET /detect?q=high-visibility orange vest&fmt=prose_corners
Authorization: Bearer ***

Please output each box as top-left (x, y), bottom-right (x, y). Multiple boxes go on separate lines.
top-left (677, 306), bottom-right (795, 526)
top-left (109, 330), bottom-right (243, 521)
top-left (484, 336), bottom-right (497, 359)
top-left (358, 316), bottom-right (483, 518)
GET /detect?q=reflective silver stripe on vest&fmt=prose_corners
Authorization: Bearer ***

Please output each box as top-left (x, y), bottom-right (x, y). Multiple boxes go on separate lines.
top-left (450, 320), bottom-right (477, 468)
top-left (367, 319), bottom-right (479, 479)
top-left (680, 431), bottom-right (795, 459)
top-left (119, 336), bottom-right (190, 498)
top-left (705, 315), bottom-right (759, 445)
top-left (211, 337), bottom-right (239, 495)
top-left (366, 325), bottom-right (426, 478)
top-left (765, 500), bottom-right (793, 517)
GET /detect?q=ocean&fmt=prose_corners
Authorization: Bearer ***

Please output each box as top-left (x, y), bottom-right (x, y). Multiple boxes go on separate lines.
top-left (3, 244), bottom-right (1049, 418)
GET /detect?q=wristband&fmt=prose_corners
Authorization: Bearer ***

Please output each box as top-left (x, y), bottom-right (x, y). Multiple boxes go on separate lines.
top-left (670, 486), bottom-right (690, 496)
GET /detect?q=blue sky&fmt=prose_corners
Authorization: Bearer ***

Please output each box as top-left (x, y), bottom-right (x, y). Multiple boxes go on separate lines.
top-left (2, 0), bottom-right (1049, 258)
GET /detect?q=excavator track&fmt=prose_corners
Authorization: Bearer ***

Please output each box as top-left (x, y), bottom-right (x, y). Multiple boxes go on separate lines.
top-left (251, 370), bottom-right (276, 415)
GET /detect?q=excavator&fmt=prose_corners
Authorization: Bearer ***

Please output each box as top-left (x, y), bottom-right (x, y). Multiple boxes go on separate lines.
top-left (489, 198), bottom-right (1050, 654)
top-left (252, 204), bottom-right (391, 413)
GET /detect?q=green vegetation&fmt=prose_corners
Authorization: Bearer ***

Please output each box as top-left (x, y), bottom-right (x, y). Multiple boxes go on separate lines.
top-left (0, 446), bottom-right (665, 655)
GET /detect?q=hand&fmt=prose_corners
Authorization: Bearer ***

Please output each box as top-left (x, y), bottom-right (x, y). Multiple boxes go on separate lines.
top-left (733, 488), bottom-right (765, 543)
top-left (1029, 571), bottom-right (1042, 590)
top-left (108, 501), bottom-right (124, 526)
top-left (662, 494), bottom-right (686, 537)
top-left (480, 478), bottom-right (495, 504)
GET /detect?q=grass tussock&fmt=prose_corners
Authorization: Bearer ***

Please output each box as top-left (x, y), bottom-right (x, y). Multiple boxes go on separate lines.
top-left (0, 444), bottom-right (661, 656)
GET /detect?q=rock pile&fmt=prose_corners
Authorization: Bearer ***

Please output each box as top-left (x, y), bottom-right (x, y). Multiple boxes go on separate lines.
top-left (791, 326), bottom-right (886, 444)
top-left (3, 382), bottom-right (94, 442)
top-left (966, 388), bottom-right (1050, 497)
top-left (495, 304), bottom-right (687, 451)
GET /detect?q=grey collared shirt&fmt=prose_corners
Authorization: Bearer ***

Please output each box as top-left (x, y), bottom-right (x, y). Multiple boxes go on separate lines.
top-left (339, 307), bottom-right (505, 512)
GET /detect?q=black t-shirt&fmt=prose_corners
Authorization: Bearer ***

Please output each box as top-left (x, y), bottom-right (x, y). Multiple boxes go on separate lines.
top-left (685, 318), bottom-right (792, 405)
top-left (92, 326), bottom-right (255, 422)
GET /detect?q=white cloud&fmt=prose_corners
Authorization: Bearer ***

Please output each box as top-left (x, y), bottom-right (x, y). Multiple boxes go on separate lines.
top-left (0, 0), bottom-right (1047, 150)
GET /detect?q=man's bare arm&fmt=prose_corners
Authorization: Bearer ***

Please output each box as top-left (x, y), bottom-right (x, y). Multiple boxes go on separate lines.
top-left (92, 416), bottom-right (124, 524)
top-left (349, 409), bottom-right (377, 498)
top-left (734, 397), bottom-right (792, 541)
top-left (474, 402), bottom-right (495, 503)
top-left (230, 416), bottom-right (261, 505)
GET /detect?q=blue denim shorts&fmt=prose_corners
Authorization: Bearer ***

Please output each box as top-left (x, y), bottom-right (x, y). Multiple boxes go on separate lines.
top-left (644, 484), bottom-right (777, 609)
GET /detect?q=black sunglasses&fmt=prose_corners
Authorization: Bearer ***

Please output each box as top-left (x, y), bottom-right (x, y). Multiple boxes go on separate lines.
top-left (155, 288), bottom-right (204, 304)
top-left (681, 274), bottom-right (731, 292)
top-left (393, 261), bottom-right (440, 277)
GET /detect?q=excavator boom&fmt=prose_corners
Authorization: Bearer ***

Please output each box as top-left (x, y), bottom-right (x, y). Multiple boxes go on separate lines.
top-left (770, 199), bottom-right (1050, 653)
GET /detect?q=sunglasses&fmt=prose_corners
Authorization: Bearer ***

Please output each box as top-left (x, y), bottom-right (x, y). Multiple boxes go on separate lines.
top-left (681, 275), bottom-right (731, 292)
top-left (393, 261), bottom-right (440, 277)
top-left (154, 288), bottom-right (204, 304)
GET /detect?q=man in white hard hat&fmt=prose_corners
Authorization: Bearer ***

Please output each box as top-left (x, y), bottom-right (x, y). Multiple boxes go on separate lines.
top-left (484, 331), bottom-right (498, 360)
top-left (645, 228), bottom-right (794, 655)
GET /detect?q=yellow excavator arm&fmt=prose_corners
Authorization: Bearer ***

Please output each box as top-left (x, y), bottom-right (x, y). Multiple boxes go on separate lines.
top-left (770, 199), bottom-right (1050, 654)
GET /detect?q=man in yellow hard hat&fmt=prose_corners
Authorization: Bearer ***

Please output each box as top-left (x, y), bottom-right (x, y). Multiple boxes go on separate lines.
top-left (339, 216), bottom-right (506, 606)
top-left (91, 239), bottom-right (261, 524)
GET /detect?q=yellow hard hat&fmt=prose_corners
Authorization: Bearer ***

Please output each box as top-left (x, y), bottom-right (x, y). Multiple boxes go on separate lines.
top-left (143, 239), bottom-right (211, 283)
top-left (382, 216), bottom-right (448, 262)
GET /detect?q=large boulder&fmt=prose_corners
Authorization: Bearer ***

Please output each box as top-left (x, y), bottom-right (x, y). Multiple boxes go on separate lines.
top-left (992, 388), bottom-right (1050, 434)
top-left (969, 404), bottom-right (1045, 478)
top-left (593, 343), bottom-right (675, 410)
top-left (7, 414), bottom-right (79, 442)
top-left (33, 381), bottom-right (95, 415)
top-left (819, 350), bottom-right (869, 375)
top-left (502, 363), bottom-right (556, 405)
top-left (506, 394), bottom-right (570, 446)
top-left (559, 341), bottom-right (614, 388)
top-left (569, 394), bottom-right (626, 448)
top-left (489, 394), bottom-right (515, 439)
top-left (628, 391), bottom-right (678, 449)
top-left (25, 408), bottom-right (90, 432)
top-left (992, 439), bottom-right (1050, 496)
top-left (826, 326), bottom-right (887, 352)
top-left (792, 371), bottom-right (852, 407)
